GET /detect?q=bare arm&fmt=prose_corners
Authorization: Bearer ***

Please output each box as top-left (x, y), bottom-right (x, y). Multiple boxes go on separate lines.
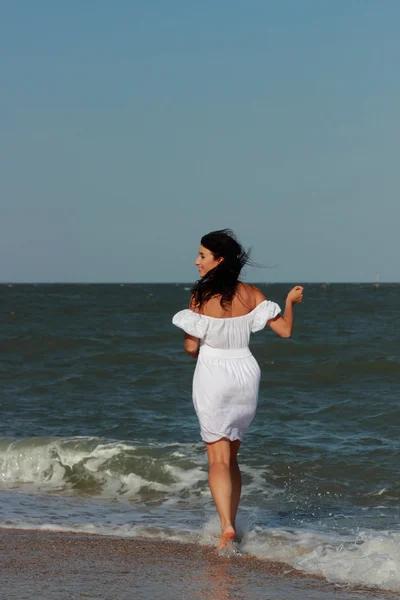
top-left (184, 333), bottom-right (199, 358)
top-left (268, 286), bottom-right (303, 338)
top-left (182, 295), bottom-right (200, 358)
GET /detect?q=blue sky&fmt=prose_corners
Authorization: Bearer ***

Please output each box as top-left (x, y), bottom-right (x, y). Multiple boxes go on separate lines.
top-left (1, 1), bottom-right (399, 282)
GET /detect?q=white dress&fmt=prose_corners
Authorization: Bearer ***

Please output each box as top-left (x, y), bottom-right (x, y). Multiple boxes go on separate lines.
top-left (172, 300), bottom-right (281, 443)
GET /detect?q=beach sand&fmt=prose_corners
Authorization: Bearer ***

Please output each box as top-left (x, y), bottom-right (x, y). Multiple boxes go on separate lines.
top-left (0, 529), bottom-right (393, 600)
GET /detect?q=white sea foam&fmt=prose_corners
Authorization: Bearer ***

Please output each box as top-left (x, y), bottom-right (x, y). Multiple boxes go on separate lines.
top-left (3, 436), bottom-right (400, 591)
top-left (202, 520), bottom-right (400, 591)
top-left (2, 516), bottom-right (400, 592)
top-left (292, 530), bottom-right (400, 591)
top-left (240, 526), bottom-right (400, 592)
top-left (0, 520), bottom-right (196, 544)
top-left (0, 437), bottom-right (264, 505)
top-left (0, 436), bottom-right (216, 529)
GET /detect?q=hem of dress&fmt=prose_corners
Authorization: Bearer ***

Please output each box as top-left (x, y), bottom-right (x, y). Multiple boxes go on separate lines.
top-left (201, 433), bottom-right (243, 443)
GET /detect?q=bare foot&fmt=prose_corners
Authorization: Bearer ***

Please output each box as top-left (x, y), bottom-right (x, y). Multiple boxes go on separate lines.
top-left (217, 524), bottom-right (235, 551)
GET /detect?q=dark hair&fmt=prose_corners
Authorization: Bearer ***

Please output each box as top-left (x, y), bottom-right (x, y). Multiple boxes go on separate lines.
top-left (191, 229), bottom-right (250, 310)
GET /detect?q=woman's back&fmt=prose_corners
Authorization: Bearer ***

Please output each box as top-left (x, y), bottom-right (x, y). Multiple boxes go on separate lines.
top-left (173, 284), bottom-right (280, 350)
top-left (192, 282), bottom-right (262, 319)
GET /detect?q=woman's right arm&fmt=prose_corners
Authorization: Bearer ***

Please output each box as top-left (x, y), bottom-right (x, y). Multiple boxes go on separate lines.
top-left (268, 286), bottom-right (303, 338)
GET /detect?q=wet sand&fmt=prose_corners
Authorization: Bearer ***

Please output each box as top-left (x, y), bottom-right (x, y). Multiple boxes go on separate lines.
top-left (0, 529), bottom-right (394, 600)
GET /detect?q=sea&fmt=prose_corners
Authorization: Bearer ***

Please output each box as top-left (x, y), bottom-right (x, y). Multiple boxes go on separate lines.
top-left (1, 283), bottom-right (399, 592)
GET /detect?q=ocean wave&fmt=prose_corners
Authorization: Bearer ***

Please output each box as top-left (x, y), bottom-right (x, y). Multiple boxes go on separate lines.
top-left (0, 436), bottom-right (208, 502)
top-left (2, 433), bottom-right (400, 591)
top-left (242, 526), bottom-right (400, 592)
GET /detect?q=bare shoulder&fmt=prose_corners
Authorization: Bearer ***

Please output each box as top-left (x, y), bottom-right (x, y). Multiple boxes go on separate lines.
top-left (236, 283), bottom-right (266, 309)
top-left (189, 295), bottom-right (200, 313)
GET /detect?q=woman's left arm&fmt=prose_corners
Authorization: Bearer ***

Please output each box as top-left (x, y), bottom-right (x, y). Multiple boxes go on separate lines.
top-left (184, 333), bottom-right (199, 358)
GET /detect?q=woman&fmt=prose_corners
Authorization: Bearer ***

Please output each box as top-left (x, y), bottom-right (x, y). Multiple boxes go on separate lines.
top-left (172, 229), bottom-right (303, 550)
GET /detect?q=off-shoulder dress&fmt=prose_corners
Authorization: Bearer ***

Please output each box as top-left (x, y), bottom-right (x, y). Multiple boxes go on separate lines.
top-left (172, 300), bottom-right (280, 443)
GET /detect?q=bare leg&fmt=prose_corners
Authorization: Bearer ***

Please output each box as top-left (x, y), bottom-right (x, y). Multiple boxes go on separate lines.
top-left (229, 440), bottom-right (242, 528)
top-left (206, 439), bottom-right (241, 549)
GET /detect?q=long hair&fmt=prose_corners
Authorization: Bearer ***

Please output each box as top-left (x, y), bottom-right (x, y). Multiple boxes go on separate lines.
top-left (191, 229), bottom-right (250, 310)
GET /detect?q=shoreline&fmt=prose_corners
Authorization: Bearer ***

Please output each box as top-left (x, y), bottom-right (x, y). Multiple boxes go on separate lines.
top-left (0, 527), bottom-right (394, 600)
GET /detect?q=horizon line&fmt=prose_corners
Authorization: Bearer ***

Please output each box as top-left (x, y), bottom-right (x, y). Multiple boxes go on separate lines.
top-left (1, 281), bottom-right (399, 286)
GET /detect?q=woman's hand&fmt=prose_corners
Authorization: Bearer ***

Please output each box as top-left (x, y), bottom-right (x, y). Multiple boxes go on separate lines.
top-left (287, 286), bottom-right (304, 305)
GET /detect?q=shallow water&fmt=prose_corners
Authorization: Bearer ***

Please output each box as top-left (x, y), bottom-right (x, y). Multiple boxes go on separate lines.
top-left (1, 531), bottom-right (392, 600)
top-left (1, 283), bottom-right (399, 591)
